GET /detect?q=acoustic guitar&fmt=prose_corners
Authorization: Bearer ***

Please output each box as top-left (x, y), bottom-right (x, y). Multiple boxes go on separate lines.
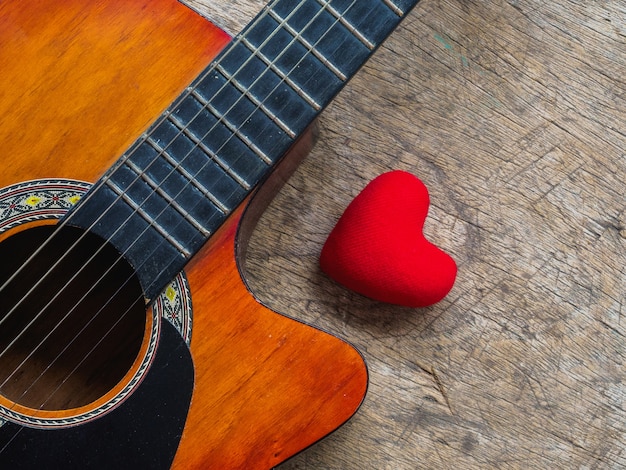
top-left (0, 0), bottom-right (418, 467)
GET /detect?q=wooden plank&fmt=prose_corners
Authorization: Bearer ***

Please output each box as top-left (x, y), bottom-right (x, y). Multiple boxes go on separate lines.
top-left (191, 0), bottom-right (626, 467)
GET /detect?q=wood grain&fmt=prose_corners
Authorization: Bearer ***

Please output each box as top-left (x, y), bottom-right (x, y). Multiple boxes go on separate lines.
top-left (0, 0), bottom-right (229, 188)
top-left (190, 0), bottom-right (625, 467)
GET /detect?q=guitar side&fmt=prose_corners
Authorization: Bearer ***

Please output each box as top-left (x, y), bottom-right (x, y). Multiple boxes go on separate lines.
top-left (178, 176), bottom-right (368, 468)
top-left (0, 0), bottom-right (367, 468)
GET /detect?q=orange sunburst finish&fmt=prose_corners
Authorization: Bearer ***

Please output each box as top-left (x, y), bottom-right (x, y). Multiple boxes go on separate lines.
top-left (0, 0), bottom-right (229, 186)
top-left (176, 198), bottom-right (368, 469)
top-left (0, 0), bottom-right (368, 468)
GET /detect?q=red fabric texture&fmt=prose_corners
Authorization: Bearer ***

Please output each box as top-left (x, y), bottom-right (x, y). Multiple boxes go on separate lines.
top-left (320, 171), bottom-right (457, 308)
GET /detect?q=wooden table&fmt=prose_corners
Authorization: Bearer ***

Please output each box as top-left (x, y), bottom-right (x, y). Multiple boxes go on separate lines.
top-left (191, 0), bottom-right (625, 467)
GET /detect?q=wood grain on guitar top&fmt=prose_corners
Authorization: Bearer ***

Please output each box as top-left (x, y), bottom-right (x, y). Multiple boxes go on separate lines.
top-left (0, 0), bottom-right (228, 188)
top-left (0, 1), bottom-right (368, 468)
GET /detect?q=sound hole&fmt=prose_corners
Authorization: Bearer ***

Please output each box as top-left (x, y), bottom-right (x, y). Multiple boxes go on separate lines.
top-left (0, 225), bottom-right (146, 411)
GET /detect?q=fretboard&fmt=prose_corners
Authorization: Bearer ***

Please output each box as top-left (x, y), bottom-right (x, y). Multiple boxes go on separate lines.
top-left (66, 0), bottom-right (420, 300)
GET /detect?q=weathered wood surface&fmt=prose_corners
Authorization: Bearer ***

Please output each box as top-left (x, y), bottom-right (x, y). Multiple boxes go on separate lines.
top-left (191, 0), bottom-right (626, 467)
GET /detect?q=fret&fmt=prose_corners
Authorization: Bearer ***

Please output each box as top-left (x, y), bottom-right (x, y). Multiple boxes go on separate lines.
top-left (215, 63), bottom-right (296, 139)
top-left (104, 178), bottom-right (192, 259)
top-left (384, 0), bottom-right (417, 16)
top-left (165, 104), bottom-right (251, 190)
top-left (123, 136), bottom-right (229, 224)
top-left (143, 136), bottom-right (230, 214)
top-left (382, 0), bottom-right (404, 16)
top-left (123, 159), bottom-right (212, 238)
top-left (236, 38), bottom-right (321, 110)
top-left (328, 0), bottom-right (401, 46)
top-left (145, 111), bottom-right (246, 192)
top-left (172, 93), bottom-right (271, 187)
top-left (313, 0), bottom-right (375, 50)
top-left (65, 176), bottom-right (189, 298)
top-left (266, 7), bottom-right (349, 80)
top-left (144, 113), bottom-right (247, 213)
top-left (191, 69), bottom-right (308, 160)
top-left (246, 10), bottom-right (336, 75)
top-left (244, 14), bottom-right (344, 105)
top-left (190, 89), bottom-right (272, 164)
top-left (270, 0), bottom-right (375, 77)
top-left (106, 160), bottom-right (210, 256)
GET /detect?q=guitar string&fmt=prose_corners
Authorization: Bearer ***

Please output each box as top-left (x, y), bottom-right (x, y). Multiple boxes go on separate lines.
top-left (0, 0), bottom-right (306, 413)
top-left (0, 0), bottom-right (313, 404)
top-left (0, 0), bottom-right (368, 430)
top-left (4, 0), bottom-right (368, 436)
top-left (0, 0), bottom-right (282, 324)
top-left (0, 246), bottom-right (145, 395)
top-left (4, 0), bottom-right (370, 415)
top-left (0, 0), bottom-right (305, 364)
top-left (0, 0), bottom-right (322, 393)
top-left (1, 0), bottom-right (380, 453)
top-left (0, 0), bottom-right (363, 372)
top-left (15, 267), bottom-right (148, 411)
top-left (0, 0), bottom-right (294, 301)
top-left (0, 0), bottom-right (367, 328)
top-left (0, 0), bottom-right (311, 442)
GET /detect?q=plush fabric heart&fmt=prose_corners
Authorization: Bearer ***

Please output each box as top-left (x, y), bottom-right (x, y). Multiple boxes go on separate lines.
top-left (320, 170), bottom-right (456, 308)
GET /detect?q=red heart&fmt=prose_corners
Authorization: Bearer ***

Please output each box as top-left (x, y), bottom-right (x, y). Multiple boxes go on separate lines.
top-left (320, 171), bottom-right (456, 308)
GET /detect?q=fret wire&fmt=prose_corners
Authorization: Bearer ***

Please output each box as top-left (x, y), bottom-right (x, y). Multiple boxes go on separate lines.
top-left (103, 179), bottom-right (192, 259)
top-left (0, 1), bottom-right (420, 392)
top-left (314, 0), bottom-right (376, 50)
top-left (382, 0), bottom-right (405, 16)
top-left (117, 0), bottom-right (319, 196)
top-left (115, 0), bottom-right (349, 217)
top-left (189, 89), bottom-right (273, 165)
top-left (164, 112), bottom-right (251, 190)
top-left (127, 0), bottom-right (356, 233)
top-left (143, 136), bottom-right (230, 214)
top-left (168, 0), bottom-right (310, 153)
top-left (239, 37), bottom-right (322, 110)
top-left (180, 0), bottom-right (352, 169)
top-left (214, 63), bottom-right (297, 139)
top-left (178, 0), bottom-right (375, 168)
top-left (128, 0), bottom-right (323, 205)
top-left (51, 0), bottom-right (416, 307)
top-left (115, 0), bottom-right (312, 205)
top-left (178, 0), bottom-right (316, 155)
top-left (230, 0), bottom-right (370, 113)
top-left (189, 0), bottom-right (309, 106)
top-left (141, 0), bottom-right (316, 253)
top-left (137, 0), bottom-right (358, 253)
top-left (65, 0), bottom-right (289, 231)
top-left (123, 159), bottom-right (212, 238)
top-left (266, 8), bottom-right (348, 81)
top-left (158, 0), bottom-right (366, 222)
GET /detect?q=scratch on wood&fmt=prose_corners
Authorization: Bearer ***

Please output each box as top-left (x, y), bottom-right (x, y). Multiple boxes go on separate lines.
top-left (417, 362), bottom-right (453, 414)
top-left (430, 366), bottom-right (453, 415)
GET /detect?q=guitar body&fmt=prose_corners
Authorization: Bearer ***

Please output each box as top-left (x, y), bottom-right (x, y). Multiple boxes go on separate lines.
top-left (0, 1), bottom-right (367, 468)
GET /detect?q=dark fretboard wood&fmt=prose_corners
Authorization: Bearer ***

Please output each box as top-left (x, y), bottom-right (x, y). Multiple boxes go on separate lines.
top-left (66, 0), bottom-right (420, 300)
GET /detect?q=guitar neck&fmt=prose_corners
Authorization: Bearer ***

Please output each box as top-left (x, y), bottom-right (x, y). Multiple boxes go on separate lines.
top-left (66, 0), bottom-right (420, 300)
